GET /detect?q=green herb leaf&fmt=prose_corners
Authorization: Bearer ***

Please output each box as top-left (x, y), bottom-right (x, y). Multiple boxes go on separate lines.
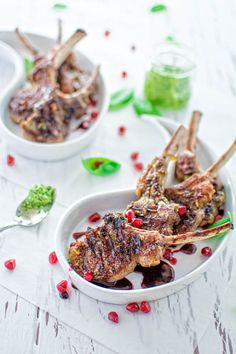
top-left (208, 212), bottom-right (233, 239)
top-left (82, 157), bottom-right (121, 176)
top-left (133, 98), bottom-right (161, 116)
top-left (53, 3), bottom-right (67, 9)
top-left (166, 35), bottom-right (174, 42)
top-left (150, 4), bottom-right (167, 12)
top-left (24, 58), bottom-right (34, 76)
top-left (109, 89), bottom-right (134, 111)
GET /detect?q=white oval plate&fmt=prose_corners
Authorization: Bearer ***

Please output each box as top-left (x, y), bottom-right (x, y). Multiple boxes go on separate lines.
top-left (55, 119), bottom-right (235, 304)
top-left (0, 31), bottom-right (108, 161)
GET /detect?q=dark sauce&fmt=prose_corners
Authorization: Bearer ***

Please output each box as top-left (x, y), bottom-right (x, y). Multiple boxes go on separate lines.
top-left (92, 278), bottom-right (133, 290)
top-left (174, 243), bottom-right (197, 255)
top-left (135, 261), bottom-right (175, 288)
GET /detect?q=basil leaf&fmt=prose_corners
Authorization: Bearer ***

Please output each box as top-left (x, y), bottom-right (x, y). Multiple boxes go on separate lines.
top-left (166, 35), bottom-right (174, 42)
top-left (82, 157), bottom-right (121, 176)
top-left (53, 3), bottom-right (67, 9)
top-left (24, 58), bottom-right (34, 76)
top-left (109, 89), bottom-right (134, 111)
top-left (150, 4), bottom-right (167, 12)
top-left (208, 212), bottom-right (233, 239)
top-left (133, 98), bottom-right (161, 116)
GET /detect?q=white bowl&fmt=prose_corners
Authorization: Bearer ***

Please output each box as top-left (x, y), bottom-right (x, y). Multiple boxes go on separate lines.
top-left (0, 32), bottom-right (108, 161)
top-left (55, 123), bottom-right (235, 304)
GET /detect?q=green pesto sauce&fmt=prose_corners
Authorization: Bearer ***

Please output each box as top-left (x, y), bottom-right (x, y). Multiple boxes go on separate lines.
top-left (144, 65), bottom-right (191, 109)
top-left (21, 185), bottom-right (56, 210)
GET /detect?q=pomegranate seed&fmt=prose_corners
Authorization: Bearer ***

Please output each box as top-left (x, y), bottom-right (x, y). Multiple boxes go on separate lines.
top-left (4, 259), bottom-right (16, 270)
top-left (201, 246), bottom-right (212, 257)
top-left (79, 121), bottom-right (90, 130)
top-left (73, 231), bottom-right (86, 240)
top-left (134, 162), bottom-right (143, 171)
top-left (88, 212), bottom-right (101, 223)
top-left (132, 218), bottom-right (143, 228)
top-left (108, 311), bottom-right (119, 324)
top-left (178, 206), bottom-right (186, 216)
top-left (125, 209), bottom-right (135, 223)
top-left (121, 71), bottom-right (127, 78)
top-left (56, 280), bottom-right (68, 293)
top-left (49, 251), bottom-right (58, 264)
top-left (84, 271), bottom-right (93, 282)
top-left (104, 30), bottom-right (110, 37)
top-left (91, 111), bottom-right (99, 120)
top-left (163, 248), bottom-right (173, 261)
top-left (94, 160), bottom-right (104, 168)
top-left (140, 301), bottom-right (151, 313)
top-left (130, 152), bottom-right (139, 160)
top-left (118, 126), bottom-right (126, 136)
top-left (215, 215), bottom-right (222, 222)
top-left (89, 98), bottom-right (97, 106)
top-left (59, 291), bottom-right (69, 299)
top-left (7, 155), bottom-right (15, 166)
top-left (169, 257), bottom-right (177, 265)
top-left (126, 302), bottom-right (139, 312)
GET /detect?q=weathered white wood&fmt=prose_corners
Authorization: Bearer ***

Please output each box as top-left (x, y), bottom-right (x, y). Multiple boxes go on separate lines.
top-left (0, 0), bottom-right (236, 353)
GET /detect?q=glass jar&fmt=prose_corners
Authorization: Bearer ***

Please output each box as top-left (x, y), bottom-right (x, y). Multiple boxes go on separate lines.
top-left (144, 42), bottom-right (196, 109)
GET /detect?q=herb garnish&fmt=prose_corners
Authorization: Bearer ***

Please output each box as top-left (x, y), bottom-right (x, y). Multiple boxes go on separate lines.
top-left (133, 98), bottom-right (161, 116)
top-left (109, 89), bottom-right (134, 111)
top-left (24, 58), bottom-right (34, 76)
top-left (53, 3), bottom-right (67, 9)
top-left (82, 157), bottom-right (121, 176)
top-left (21, 185), bottom-right (56, 211)
top-left (150, 4), bottom-right (167, 12)
top-left (208, 212), bottom-right (233, 239)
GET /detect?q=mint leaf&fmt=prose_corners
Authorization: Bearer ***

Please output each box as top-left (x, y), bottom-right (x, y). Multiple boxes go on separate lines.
top-left (109, 89), bottom-right (134, 111)
top-left (133, 98), bottom-right (161, 116)
top-left (82, 157), bottom-right (121, 176)
top-left (150, 4), bottom-right (167, 12)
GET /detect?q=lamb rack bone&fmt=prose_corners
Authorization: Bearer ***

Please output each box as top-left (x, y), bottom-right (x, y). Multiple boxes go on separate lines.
top-left (52, 29), bottom-right (87, 69)
top-left (186, 110), bottom-right (202, 152)
top-left (15, 27), bottom-right (39, 57)
top-left (206, 139), bottom-right (236, 175)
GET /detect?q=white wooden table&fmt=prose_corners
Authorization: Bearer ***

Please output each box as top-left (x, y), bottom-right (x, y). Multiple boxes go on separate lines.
top-left (0, 0), bottom-right (236, 353)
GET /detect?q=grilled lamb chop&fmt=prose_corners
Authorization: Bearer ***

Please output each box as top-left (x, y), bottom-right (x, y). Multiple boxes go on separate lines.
top-left (69, 213), bottom-right (232, 282)
top-left (126, 125), bottom-right (186, 234)
top-left (165, 140), bottom-right (236, 232)
top-left (175, 111), bottom-right (202, 181)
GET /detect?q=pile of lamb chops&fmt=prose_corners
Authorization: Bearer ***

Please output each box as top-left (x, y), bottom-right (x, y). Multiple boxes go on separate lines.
top-left (69, 112), bottom-right (235, 284)
top-left (9, 21), bottom-right (99, 143)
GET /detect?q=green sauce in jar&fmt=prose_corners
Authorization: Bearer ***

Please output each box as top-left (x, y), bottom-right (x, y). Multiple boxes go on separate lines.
top-left (144, 42), bottom-right (195, 109)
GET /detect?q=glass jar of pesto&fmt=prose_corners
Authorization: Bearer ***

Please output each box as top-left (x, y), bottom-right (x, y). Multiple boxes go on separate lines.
top-left (144, 42), bottom-right (196, 109)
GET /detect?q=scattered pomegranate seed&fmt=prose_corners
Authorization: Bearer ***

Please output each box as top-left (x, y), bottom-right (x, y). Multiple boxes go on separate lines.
top-left (84, 271), bottom-right (93, 282)
top-left (215, 215), bottom-right (222, 222)
top-left (56, 280), bottom-right (68, 293)
top-left (48, 251), bottom-right (58, 264)
top-left (140, 301), bottom-right (151, 313)
top-left (88, 212), bottom-right (101, 223)
top-left (104, 30), bottom-right (110, 37)
top-left (4, 259), bottom-right (16, 270)
top-left (94, 160), bottom-right (104, 168)
top-left (126, 302), bottom-right (139, 312)
top-left (121, 71), bottom-right (127, 79)
top-left (134, 162), bottom-right (143, 171)
top-left (118, 126), bottom-right (126, 136)
top-left (89, 98), bottom-right (97, 106)
top-left (178, 206), bottom-right (186, 216)
top-left (125, 209), bottom-right (135, 223)
top-left (7, 155), bottom-right (15, 166)
top-left (163, 248), bottom-right (173, 261)
top-left (73, 231), bottom-right (86, 240)
top-left (91, 111), bottom-right (99, 120)
top-left (108, 311), bottom-right (119, 324)
top-left (132, 218), bottom-right (143, 228)
top-left (59, 291), bottom-right (69, 299)
top-left (130, 152), bottom-right (139, 160)
top-left (79, 121), bottom-right (90, 130)
top-left (201, 246), bottom-right (212, 257)
top-left (169, 257), bottom-right (177, 265)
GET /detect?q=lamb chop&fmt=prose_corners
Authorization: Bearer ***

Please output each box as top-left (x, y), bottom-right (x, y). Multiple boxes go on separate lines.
top-left (175, 111), bottom-right (202, 181)
top-left (126, 125), bottom-right (186, 235)
top-left (68, 213), bottom-right (232, 282)
top-left (165, 140), bottom-right (236, 232)
top-left (9, 24), bottom-right (98, 143)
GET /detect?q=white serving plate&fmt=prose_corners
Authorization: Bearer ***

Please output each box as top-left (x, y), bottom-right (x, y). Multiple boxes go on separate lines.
top-left (55, 119), bottom-right (235, 304)
top-left (0, 32), bottom-right (108, 161)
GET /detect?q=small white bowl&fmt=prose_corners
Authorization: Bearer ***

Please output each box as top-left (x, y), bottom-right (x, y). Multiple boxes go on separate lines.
top-left (55, 122), bottom-right (235, 304)
top-left (0, 32), bottom-right (108, 161)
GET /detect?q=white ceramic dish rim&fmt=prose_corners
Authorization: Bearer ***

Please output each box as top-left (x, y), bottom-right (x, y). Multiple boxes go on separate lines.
top-left (55, 123), bottom-right (235, 297)
top-left (0, 31), bottom-right (109, 149)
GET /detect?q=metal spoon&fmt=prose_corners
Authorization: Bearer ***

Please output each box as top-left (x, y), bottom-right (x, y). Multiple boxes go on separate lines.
top-left (0, 200), bottom-right (54, 233)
